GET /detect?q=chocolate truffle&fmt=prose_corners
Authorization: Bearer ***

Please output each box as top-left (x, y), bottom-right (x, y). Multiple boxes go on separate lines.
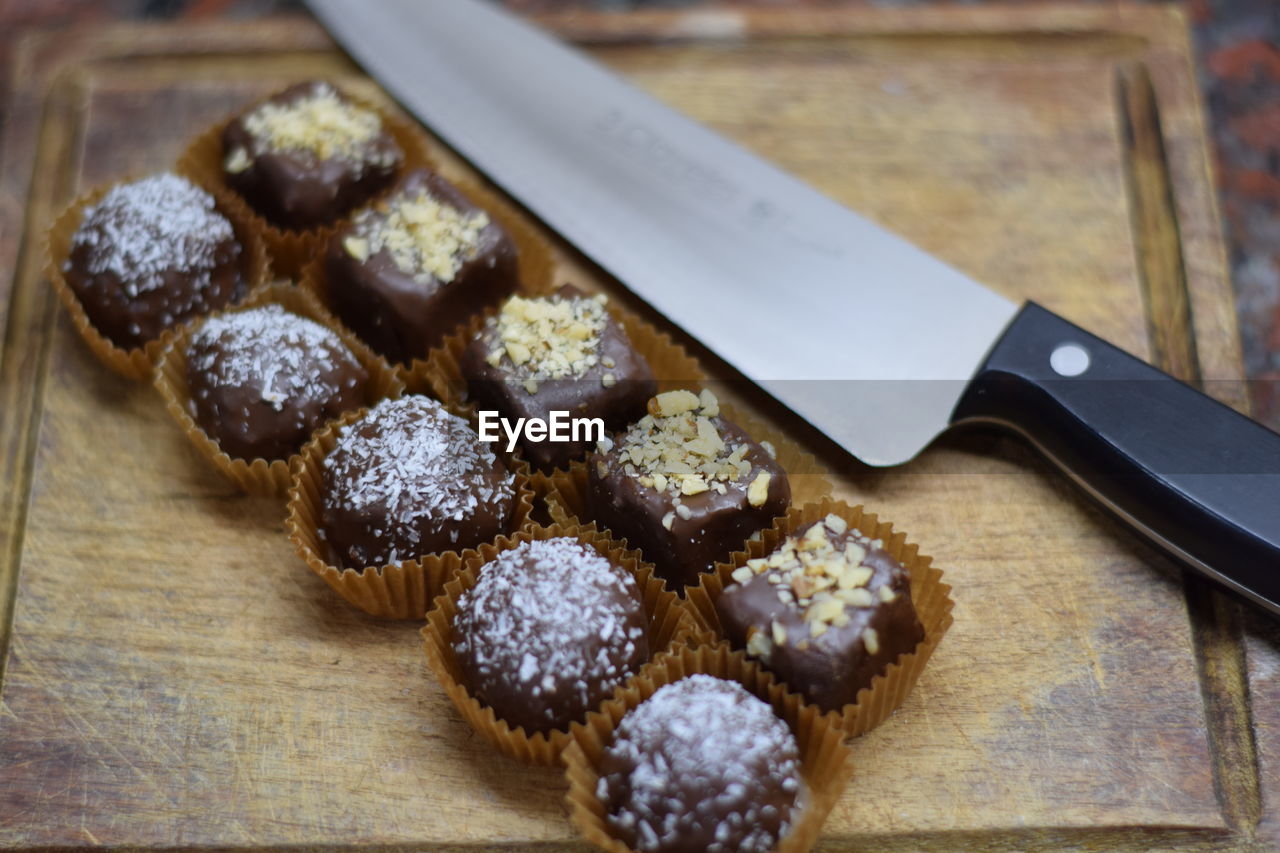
top-left (452, 537), bottom-right (649, 733)
top-left (588, 389), bottom-right (790, 590)
top-left (461, 287), bottom-right (656, 470)
top-left (325, 168), bottom-right (519, 363)
top-left (321, 395), bottom-right (516, 567)
top-left (222, 81), bottom-right (403, 229)
top-left (599, 674), bottom-right (803, 853)
top-left (63, 173), bottom-right (243, 350)
top-left (186, 304), bottom-right (369, 461)
top-left (715, 514), bottom-right (923, 712)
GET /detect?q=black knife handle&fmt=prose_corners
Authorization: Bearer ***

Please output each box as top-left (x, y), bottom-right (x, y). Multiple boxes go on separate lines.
top-left (952, 302), bottom-right (1280, 614)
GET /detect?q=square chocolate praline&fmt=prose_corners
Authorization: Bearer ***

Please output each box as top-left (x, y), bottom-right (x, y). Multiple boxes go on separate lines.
top-left (222, 81), bottom-right (403, 229)
top-left (715, 517), bottom-right (924, 712)
top-left (461, 288), bottom-right (656, 470)
top-left (587, 396), bottom-right (790, 590)
top-left (325, 168), bottom-right (519, 364)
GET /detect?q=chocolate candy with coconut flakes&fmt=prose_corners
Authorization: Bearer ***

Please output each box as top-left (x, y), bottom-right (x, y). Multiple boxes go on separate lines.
top-left (588, 389), bottom-right (790, 591)
top-left (716, 514), bottom-right (923, 712)
top-left (326, 168), bottom-right (519, 363)
top-left (222, 81), bottom-right (403, 229)
top-left (63, 173), bottom-right (244, 350)
top-left (461, 286), bottom-right (656, 470)
top-left (452, 537), bottom-right (649, 734)
top-left (185, 304), bottom-right (369, 461)
top-left (598, 674), bottom-right (804, 853)
top-left (320, 396), bottom-right (516, 568)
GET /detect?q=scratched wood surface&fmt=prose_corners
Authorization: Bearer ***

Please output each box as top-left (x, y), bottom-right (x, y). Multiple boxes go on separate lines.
top-left (0, 7), bottom-right (1267, 850)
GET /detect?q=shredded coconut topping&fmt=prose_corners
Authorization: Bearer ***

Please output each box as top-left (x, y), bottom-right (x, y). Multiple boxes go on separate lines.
top-left (236, 81), bottom-right (389, 164)
top-left (323, 396), bottom-right (514, 563)
top-left (601, 390), bottom-right (751, 497)
top-left (69, 173), bottom-right (234, 299)
top-left (189, 304), bottom-right (361, 411)
top-left (600, 675), bottom-right (803, 853)
top-left (347, 187), bottom-right (489, 284)
top-left (454, 537), bottom-right (647, 729)
top-left (482, 292), bottom-right (610, 385)
top-left (735, 516), bottom-right (892, 656)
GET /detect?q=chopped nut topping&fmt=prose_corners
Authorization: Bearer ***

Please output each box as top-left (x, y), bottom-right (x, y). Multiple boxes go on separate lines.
top-left (351, 187), bottom-right (490, 284)
top-left (862, 628), bottom-right (880, 655)
top-left (747, 471), bottom-right (772, 507)
top-left (771, 621), bottom-right (788, 647)
top-left (746, 626), bottom-right (773, 662)
top-left (760, 440), bottom-right (777, 459)
top-left (649, 389), bottom-right (700, 417)
top-left (342, 235), bottom-right (370, 263)
top-left (728, 515), bottom-right (891, 636)
top-left (604, 390), bottom-right (764, 497)
top-left (242, 82), bottom-right (388, 163)
top-left (483, 292), bottom-right (609, 387)
top-left (224, 146), bottom-right (252, 174)
top-left (661, 511), bottom-right (675, 531)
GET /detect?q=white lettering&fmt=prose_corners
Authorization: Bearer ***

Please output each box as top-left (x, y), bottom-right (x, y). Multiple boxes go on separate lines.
top-left (478, 410), bottom-right (500, 443)
top-left (549, 410), bottom-right (569, 442)
top-left (573, 417), bottom-right (605, 444)
top-left (503, 417), bottom-right (525, 453)
top-left (476, 410), bottom-right (605, 449)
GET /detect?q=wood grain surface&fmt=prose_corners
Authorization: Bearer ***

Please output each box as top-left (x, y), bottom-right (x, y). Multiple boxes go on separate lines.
top-left (0, 7), bottom-right (1266, 851)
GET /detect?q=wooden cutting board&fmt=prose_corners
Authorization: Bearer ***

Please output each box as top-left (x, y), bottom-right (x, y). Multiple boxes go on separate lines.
top-left (1, 6), bottom-right (1273, 850)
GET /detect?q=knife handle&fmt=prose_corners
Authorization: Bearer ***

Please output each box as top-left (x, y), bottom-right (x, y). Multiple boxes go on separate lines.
top-left (952, 301), bottom-right (1280, 614)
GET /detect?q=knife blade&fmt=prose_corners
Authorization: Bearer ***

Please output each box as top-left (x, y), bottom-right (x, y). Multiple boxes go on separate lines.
top-left (306, 0), bottom-right (1280, 615)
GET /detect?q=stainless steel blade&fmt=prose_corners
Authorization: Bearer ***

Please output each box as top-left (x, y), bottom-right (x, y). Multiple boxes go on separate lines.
top-left (306, 0), bottom-right (1019, 465)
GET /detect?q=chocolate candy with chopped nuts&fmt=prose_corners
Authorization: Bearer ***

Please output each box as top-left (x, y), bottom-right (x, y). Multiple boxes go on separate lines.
top-left (598, 674), bottom-right (804, 853)
top-left (321, 396), bottom-right (516, 568)
top-left (716, 515), bottom-right (923, 711)
top-left (588, 389), bottom-right (790, 590)
top-left (186, 304), bottom-right (369, 461)
top-left (64, 173), bottom-right (244, 350)
top-left (325, 168), bottom-right (519, 364)
top-left (452, 537), bottom-right (649, 733)
top-left (222, 80), bottom-right (403, 229)
top-left (461, 285), bottom-right (656, 470)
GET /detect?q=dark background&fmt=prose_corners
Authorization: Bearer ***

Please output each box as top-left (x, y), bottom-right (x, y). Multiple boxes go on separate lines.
top-left (2, 0), bottom-right (1278, 427)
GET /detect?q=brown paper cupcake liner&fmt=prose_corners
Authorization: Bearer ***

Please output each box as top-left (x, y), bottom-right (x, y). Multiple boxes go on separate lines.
top-left (543, 401), bottom-right (832, 572)
top-left (44, 178), bottom-right (271, 382)
top-left (686, 498), bottom-right (954, 738)
top-left (284, 403), bottom-right (536, 619)
top-left (153, 281), bottom-right (404, 498)
top-left (563, 641), bottom-right (853, 853)
top-left (420, 520), bottom-right (705, 766)
top-left (402, 281), bottom-right (709, 452)
top-left (177, 85), bottom-right (434, 277)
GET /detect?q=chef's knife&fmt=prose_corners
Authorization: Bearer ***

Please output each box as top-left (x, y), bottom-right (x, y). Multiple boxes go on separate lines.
top-left (306, 0), bottom-right (1280, 614)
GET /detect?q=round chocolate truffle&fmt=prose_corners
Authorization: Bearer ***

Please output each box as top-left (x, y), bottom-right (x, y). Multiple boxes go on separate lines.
top-left (185, 304), bottom-right (369, 461)
top-left (222, 81), bottom-right (403, 229)
top-left (326, 168), bottom-right (519, 363)
top-left (63, 173), bottom-right (243, 350)
top-left (321, 396), bottom-right (516, 567)
top-left (452, 537), bottom-right (649, 733)
top-left (599, 674), bottom-right (804, 853)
